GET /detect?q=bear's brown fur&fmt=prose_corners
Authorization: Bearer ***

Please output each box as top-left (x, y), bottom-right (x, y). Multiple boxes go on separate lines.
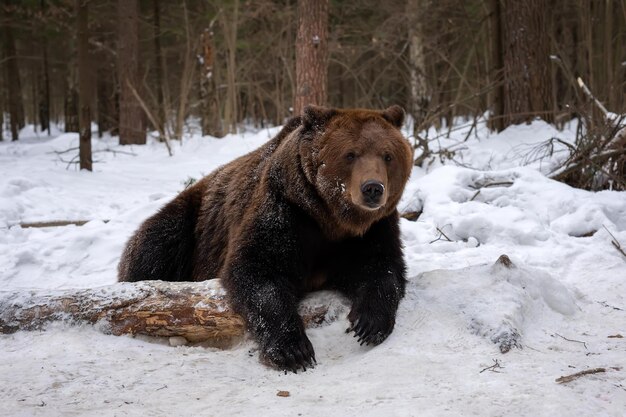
top-left (118, 105), bottom-right (413, 372)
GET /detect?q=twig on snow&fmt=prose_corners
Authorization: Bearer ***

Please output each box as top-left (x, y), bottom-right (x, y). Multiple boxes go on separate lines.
top-left (467, 181), bottom-right (514, 202)
top-left (429, 226), bottom-right (453, 244)
top-left (481, 181), bottom-right (514, 188)
top-left (95, 148), bottom-right (138, 157)
top-left (602, 225), bottom-right (626, 259)
top-left (60, 153), bottom-right (80, 169)
top-left (479, 359), bottom-right (503, 374)
top-left (553, 333), bottom-right (588, 350)
top-left (555, 367), bottom-right (606, 384)
top-left (47, 146), bottom-right (79, 155)
top-left (597, 301), bottom-right (624, 311)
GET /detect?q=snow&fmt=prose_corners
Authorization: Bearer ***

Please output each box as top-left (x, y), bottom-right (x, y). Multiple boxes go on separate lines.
top-left (1, 120), bottom-right (626, 416)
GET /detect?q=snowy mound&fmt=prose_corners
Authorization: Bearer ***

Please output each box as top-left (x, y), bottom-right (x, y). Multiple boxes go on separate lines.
top-left (410, 255), bottom-right (578, 353)
top-left (401, 166), bottom-right (625, 247)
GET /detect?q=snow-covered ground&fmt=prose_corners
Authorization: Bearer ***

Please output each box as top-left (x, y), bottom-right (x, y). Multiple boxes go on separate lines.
top-left (1, 119), bottom-right (625, 417)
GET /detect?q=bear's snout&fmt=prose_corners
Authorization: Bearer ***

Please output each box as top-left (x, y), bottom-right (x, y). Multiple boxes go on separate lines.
top-left (347, 155), bottom-right (388, 211)
top-left (361, 180), bottom-right (385, 207)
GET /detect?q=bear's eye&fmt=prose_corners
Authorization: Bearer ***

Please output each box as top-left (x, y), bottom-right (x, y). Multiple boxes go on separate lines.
top-left (346, 152), bottom-right (356, 162)
top-left (384, 153), bottom-right (393, 162)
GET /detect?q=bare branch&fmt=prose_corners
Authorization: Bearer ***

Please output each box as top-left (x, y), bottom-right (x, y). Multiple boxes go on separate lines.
top-left (602, 225), bottom-right (626, 259)
top-left (480, 359), bottom-right (504, 373)
top-left (556, 368), bottom-right (606, 384)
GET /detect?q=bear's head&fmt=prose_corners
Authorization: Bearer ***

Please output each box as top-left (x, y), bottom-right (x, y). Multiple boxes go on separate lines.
top-left (299, 105), bottom-right (413, 237)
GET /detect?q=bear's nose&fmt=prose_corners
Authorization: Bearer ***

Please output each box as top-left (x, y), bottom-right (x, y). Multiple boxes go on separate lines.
top-left (361, 180), bottom-right (384, 203)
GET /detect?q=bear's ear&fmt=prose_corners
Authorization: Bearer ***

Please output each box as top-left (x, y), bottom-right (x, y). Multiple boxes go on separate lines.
top-left (302, 105), bottom-right (337, 132)
top-left (381, 105), bottom-right (405, 129)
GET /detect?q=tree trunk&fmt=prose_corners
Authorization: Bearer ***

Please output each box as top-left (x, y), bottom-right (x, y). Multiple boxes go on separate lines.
top-left (499, 0), bottom-right (554, 127)
top-left (64, 82), bottom-right (79, 133)
top-left (294, 0), bottom-right (328, 115)
top-left (603, 0), bottom-right (614, 111)
top-left (407, 0), bottom-right (430, 163)
top-left (407, 0), bottom-right (429, 131)
top-left (38, 0), bottom-right (51, 135)
top-left (0, 74), bottom-right (3, 141)
top-left (39, 48), bottom-right (51, 135)
top-left (117, 0), bottom-right (145, 145)
top-left (173, 0), bottom-right (196, 141)
top-left (3, 2), bottom-right (24, 141)
top-left (0, 36), bottom-right (3, 142)
top-left (221, 0), bottom-right (240, 134)
top-left (486, 0), bottom-right (505, 132)
top-left (153, 0), bottom-right (166, 136)
top-left (199, 23), bottom-right (222, 137)
top-left (77, 0), bottom-right (92, 171)
top-left (96, 50), bottom-right (119, 137)
top-left (30, 57), bottom-right (38, 130)
top-left (0, 280), bottom-right (345, 347)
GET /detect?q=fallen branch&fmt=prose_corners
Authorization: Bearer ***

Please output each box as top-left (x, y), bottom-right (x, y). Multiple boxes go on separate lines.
top-left (471, 181), bottom-right (515, 188)
top-left (468, 178), bottom-right (516, 202)
top-left (602, 225), bottom-right (626, 259)
top-left (577, 77), bottom-right (609, 116)
top-left (0, 280), bottom-right (347, 347)
top-left (48, 146), bottom-right (80, 155)
top-left (479, 358), bottom-right (504, 373)
top-left (127, 79), bottom-right (173, 156)
top-left (553, 333), bottom-right (588, 350)
top-left (429, 226), bottom-right (453, 244)
top-left (18, 220), bottom-right (110, 228)
top-left (555, 368), bottom-right (606, 384)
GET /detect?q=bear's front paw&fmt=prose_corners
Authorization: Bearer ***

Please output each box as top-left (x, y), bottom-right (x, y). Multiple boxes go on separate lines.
top-left (262, 331), bottom-right (316, 373)
top-left (347, 303), bottom-right (396, 346)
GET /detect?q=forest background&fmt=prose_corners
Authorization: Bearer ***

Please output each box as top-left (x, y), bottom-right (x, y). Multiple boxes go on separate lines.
top-left (1, 0), bottom-right (625, 188)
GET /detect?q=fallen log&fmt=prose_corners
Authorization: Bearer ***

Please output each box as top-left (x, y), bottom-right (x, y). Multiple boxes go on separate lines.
top-left (0, 280), bottom-right (349, 347)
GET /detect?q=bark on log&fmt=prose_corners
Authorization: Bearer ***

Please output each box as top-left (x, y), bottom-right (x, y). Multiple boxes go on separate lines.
top-left (0, 280), bottom-right (348, 348)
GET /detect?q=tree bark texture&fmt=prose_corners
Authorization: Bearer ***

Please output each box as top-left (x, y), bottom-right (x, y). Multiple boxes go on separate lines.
top-left (486, 0), bottom-right (505, 132)
top-left (77, 0), bottom-right (92, 171)
top-left (294, 0), bottom-right (328, 115)
top-left (38, 0), bottom-right (51, 135)
top-left (3, 2), bottom-right (24, 141)
top-left (0, 94), bottom-right (3, 141)
top-left (499, 0), bottom-right (554, 127)
top-left (117, 0), bottom-right (145, 145)
top-left (0, 280), bottom-right (346, 347)
top-left (221, 0), bottom-right (239, 134)
top-left (0, 45), bottom-right (3, 141)
top-left (38, 46), bottom-right (51, 135)
top-left (153, 0), bottom-right (165, 135)
top-left (407, 0), bottom-right (429, 133)
top-left (64, 83), bottom-right (79, 133)
top-left (96, 65), bottom-right (117, 136)
top-left (199, 25), bottom-right (222, 137)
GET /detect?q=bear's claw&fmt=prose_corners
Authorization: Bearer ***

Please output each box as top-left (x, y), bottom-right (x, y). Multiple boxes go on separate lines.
top-left (263, 332), bottom-right (316, 373)
top-left (347, 309), bottom-right (395, 346)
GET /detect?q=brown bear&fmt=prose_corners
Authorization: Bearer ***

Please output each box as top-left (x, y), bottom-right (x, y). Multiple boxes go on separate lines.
top-left (118, 105), bottom-right (414, 372)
